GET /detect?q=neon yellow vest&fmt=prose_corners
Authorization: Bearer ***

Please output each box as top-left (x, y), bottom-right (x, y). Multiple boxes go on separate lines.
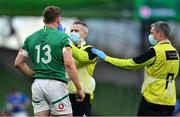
top-left (67, 44), bottom-right (97, 95)
top-left (142, 40), bottom-right (179, 105)
top-left (105, 40), bottom-right (179, 105)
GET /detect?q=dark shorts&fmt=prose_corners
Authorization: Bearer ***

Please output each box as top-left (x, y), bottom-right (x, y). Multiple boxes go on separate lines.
top-left (137, 96), bottom-right (175, 116)
top-left (69, 94), bottom-right (91, 116)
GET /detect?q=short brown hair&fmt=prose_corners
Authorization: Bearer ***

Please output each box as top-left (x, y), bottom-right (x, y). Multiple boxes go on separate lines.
top-left (151, 21), bottom-right (171, 37)
top-left (42, 6), bottom-right (61, 24)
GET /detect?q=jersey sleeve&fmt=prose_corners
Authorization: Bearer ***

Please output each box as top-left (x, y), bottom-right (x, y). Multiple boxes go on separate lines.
top-left (105, 48), bottom-right (156, 70)
top-left (61, 37), bottom-right (71, 48)
top-left (21, 38), bottom-right (29, 57)
top-left (72, 45), bottom-right (96, 63)
top-left (22, 38), bottom-right (28, 51)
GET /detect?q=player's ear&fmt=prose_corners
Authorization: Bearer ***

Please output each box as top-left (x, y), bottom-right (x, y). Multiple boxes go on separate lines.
top-left (83, 31), bottom-right (88, 38)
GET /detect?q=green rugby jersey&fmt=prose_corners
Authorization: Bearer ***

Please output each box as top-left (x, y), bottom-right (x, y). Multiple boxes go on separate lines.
top-left (22, 27), bottom-right (70, 82)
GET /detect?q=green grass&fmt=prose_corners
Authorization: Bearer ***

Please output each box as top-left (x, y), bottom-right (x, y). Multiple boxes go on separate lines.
top-left (92, 82), bottom-right (141, 116)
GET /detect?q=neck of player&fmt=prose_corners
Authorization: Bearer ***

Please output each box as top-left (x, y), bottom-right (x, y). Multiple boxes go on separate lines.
top-left (45, 24), bottom-right (57, 29)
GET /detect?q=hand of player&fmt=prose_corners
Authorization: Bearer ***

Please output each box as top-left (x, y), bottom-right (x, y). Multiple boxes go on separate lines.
top-left (91, 48), bottom-right (106, 60)
top-left (76, 89), bottom-right (85, 102)
top-left (57, 24), bottom-right (66, 32)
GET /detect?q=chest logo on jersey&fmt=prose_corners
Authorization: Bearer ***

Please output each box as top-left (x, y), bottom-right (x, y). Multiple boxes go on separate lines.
top-left (165, 50), bottom-right (178, 60)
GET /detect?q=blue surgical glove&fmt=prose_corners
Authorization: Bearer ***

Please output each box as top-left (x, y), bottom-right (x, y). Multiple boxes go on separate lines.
top-left (57, 24), bottom-right (66, 32)
top-left (91, 48), bottom-right (106, 60)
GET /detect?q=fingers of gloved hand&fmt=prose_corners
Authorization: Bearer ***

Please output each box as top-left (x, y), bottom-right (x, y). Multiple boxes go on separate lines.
top-left (57, 24), bottom-right (65, 32)
top-left (91, 48), bottom-right (99, 54)
top-left (91, 48), bottom-right (106, 60)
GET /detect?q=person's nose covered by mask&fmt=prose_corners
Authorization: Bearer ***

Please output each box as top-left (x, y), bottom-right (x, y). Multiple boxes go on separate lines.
top-left (148, 34), bottom-right (158, 46)
top-left (70, 32), bottom-right (81, 44)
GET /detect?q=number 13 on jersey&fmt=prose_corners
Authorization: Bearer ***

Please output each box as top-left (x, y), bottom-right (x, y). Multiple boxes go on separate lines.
top-left (35, 44), bottom-right (52, 64)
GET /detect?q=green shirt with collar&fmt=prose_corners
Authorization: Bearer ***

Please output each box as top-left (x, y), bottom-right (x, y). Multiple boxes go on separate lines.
top-left (22, 27), bottom-right (70, 83)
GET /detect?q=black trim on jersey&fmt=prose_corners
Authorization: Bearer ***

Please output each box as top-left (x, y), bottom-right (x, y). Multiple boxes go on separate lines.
top-left (65, 45), bottom-right (71, 48)
top-left (165, 50), bottom-right (178, 60)
top-left (85, 47), bottom-right (97, 60)
top-left (133, 48), bottom-right (156, 64)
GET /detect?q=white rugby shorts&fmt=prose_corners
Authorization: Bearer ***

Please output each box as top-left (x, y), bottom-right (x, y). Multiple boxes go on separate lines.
top-left (31, 79), bottom-right (72, 115)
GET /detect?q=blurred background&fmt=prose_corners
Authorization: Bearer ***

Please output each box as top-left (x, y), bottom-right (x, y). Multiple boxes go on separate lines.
top-left (0, 0), bottom-right (180, 116)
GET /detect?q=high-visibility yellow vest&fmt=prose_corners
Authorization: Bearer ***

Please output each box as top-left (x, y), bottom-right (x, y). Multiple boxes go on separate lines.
top-left (67, 43), bottom-right (97, 97)
top-left (142, 40), bottom-right (179, 105)
top-left (105, 40), bottom-right (179, 105)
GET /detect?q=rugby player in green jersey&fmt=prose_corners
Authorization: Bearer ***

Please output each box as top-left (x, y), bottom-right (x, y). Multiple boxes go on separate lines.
top-left (14, 6), bottom-right (85, 116)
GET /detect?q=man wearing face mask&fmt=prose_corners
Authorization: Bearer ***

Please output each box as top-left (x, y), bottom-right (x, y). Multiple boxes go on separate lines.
top-left (67, 21), bottom-right (97, 116)
top-left (91, 21), bottom-right (179, 116)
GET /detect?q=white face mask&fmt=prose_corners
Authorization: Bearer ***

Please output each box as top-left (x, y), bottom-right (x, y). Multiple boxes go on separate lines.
top-left (70, 32), bottom-right (80, 44)
top-left (148, 34), bottom-right (158, 46)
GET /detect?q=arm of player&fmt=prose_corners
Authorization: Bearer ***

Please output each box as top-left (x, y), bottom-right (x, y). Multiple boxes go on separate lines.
top-left (14, 48), bottom-right (34, 77)
top-left (72, 45), bottom-right (96, 63)
top-left (92, 48), bottom-right (156, 70)
top-left (63, 46), bottom-right (85, 102)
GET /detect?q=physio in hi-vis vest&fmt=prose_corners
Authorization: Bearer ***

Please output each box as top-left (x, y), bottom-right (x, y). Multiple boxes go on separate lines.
top-left (91, 21), bottom-right (179, 116)
top-left (58, 21), bottom-right (97, 116)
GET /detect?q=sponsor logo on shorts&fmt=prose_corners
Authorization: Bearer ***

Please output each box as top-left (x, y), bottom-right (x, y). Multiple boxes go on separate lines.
top-left (57, 103), bottom-right (65, 112)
